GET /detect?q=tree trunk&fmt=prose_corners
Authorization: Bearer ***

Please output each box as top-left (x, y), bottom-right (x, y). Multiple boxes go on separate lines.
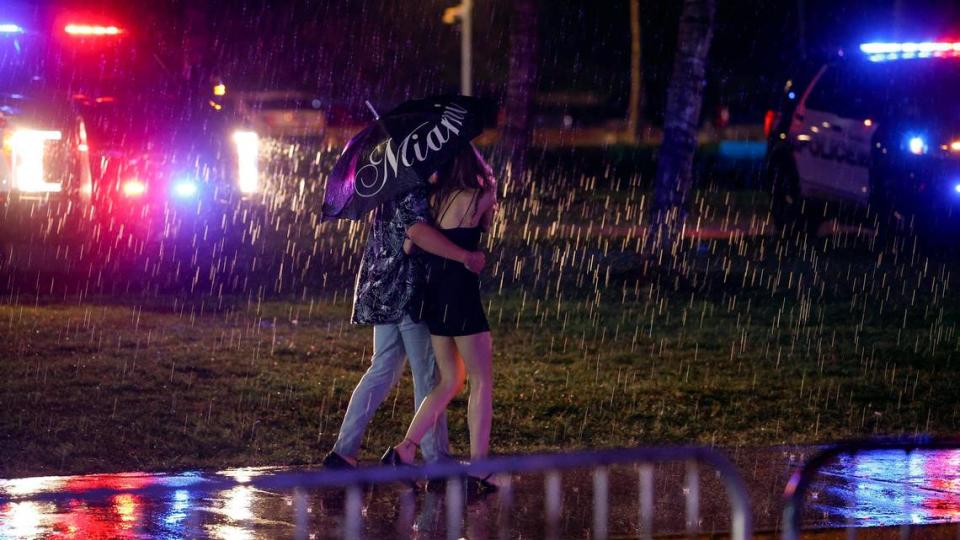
top-left (650, 0), bottom-right (715, 246)
top-left (627, 0), bottom-right (644, 143)
top-left (501, 0), bottom-right (539, 180)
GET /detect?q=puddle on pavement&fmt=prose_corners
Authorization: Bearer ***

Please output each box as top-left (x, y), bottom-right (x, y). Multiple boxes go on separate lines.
top-left (0, 450), bottom-right (959, 538)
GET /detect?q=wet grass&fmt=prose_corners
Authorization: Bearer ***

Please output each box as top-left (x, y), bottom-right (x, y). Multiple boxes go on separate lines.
top-left (1, 224), bottom-right (958, 478)
top-left (0, 138), bottom-right (957, 477)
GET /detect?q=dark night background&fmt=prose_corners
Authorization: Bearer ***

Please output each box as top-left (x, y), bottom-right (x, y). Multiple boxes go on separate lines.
top-left (51, 0), bottom-right (960, 126)
top-left (6, 2), bottom-right (960, 522)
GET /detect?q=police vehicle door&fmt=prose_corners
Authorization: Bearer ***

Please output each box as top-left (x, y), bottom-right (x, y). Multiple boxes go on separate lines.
top-left (791, 65), bottom-right (877, 203)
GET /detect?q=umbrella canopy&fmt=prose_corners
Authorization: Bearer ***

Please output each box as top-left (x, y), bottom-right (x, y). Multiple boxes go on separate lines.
top-left (322, 95), bottom-right (485, 221)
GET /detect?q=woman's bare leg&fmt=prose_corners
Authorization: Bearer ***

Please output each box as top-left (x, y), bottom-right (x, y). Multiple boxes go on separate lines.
top-left (455, 331), bottom-right (493, 460)
top-left (395, 336), bottom-right (464, 463)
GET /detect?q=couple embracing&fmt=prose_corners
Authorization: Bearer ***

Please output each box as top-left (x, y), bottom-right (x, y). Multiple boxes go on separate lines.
top-left (322, 143), bottom-right (498, 494)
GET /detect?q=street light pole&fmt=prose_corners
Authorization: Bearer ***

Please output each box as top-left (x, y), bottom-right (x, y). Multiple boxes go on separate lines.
top-left (443, 1), bottom-right (473, 96)
top-left (461, 0), bottom-right (472, 96)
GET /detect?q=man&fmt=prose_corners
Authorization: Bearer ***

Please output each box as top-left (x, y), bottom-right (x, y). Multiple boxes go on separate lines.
top-left (322, 186), bottom-right (485, 469)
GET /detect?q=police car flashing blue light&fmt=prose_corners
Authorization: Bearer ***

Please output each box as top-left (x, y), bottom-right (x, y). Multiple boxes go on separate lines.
top-left (860, 41), bottom-right (960, 62)
top-left (908, 136), bottom-right (927, 155)
top-left (173, 179), bottom-right (199, 198)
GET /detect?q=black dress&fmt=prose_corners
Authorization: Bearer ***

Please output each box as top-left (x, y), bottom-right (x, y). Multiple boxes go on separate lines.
top-left (422, 225), bottom-right (490, 337)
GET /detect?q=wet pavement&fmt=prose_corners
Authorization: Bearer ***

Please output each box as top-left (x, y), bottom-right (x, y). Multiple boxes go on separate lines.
top-left (805, 449), bottom-right (960, 527)
top-left (0, 446), bottom-right (959, 538)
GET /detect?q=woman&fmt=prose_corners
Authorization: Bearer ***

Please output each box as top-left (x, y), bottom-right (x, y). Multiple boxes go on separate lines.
top-left (382, 144), bottom-right (497, 491)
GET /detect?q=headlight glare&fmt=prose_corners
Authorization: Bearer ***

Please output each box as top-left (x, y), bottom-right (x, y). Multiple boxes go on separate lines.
top-left (10, 129), bottom-right (63, 193)
top-left (233, 131), bottom-right (259, 194)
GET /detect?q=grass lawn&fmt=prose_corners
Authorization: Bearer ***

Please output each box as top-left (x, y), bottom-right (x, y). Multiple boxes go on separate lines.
top-left (1, 189), bottom-right (959, 478)
top-left (1, 136), bottom-right (958, 478)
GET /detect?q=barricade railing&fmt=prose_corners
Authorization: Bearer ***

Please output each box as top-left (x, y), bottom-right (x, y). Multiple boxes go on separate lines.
top-left (782, 438), bottom-right (960, 540)
top-left (1, 445), bottom-right (753, 540)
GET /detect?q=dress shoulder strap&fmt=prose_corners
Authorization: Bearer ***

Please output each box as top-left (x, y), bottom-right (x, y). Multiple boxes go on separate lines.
top-left (435, 190), bottom-right (461, 226)
top-left (457, 189), bottom-right (481, 227)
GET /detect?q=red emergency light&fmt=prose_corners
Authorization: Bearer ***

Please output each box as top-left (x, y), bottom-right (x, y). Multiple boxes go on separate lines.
top-left (64, 24), bottom-right (122, 36)
top-left (763, 110), bottom-right (777, 138)
top-left (121, 179), bottom-right (146, 197)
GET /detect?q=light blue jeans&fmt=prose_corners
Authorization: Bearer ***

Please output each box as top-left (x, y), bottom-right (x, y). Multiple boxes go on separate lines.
top-left (333, 315), bottom-right (450, 463)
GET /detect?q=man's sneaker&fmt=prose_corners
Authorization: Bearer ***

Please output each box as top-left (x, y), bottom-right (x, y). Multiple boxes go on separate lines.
top-left (425, 478), bottom-right (447, 493)
top-left (322, 451), bottom-right (356, 470)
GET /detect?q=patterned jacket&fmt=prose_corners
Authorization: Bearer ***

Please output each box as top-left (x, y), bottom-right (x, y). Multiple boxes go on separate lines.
top-left (351, 188), bottom-right (430, 325)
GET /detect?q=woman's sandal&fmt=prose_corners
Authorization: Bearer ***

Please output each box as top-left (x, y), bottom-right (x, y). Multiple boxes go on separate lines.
top-left (380, 439), bottom-right (419, 488)
top-left (380, 439), bottom-right (417, 466)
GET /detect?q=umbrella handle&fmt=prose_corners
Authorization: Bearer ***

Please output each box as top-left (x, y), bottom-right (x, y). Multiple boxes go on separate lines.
top-left (364, 100), bottom-right (380, 120)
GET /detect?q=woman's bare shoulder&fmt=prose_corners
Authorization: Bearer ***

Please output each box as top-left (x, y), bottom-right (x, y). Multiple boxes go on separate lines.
top-left (449, 188), bottom-right (481, 208)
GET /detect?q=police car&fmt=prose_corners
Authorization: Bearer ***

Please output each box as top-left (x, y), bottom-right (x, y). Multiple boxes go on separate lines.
top-left (77, 82), bottom-right (262, 238)
top-left (0, 6), bottom-right (264, 244)
top-left (764, 41), bottom-right (960, 242)
top-left (0, 14), bottom-right (102, 257)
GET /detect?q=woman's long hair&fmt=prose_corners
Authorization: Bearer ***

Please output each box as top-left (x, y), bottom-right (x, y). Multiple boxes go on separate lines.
top-left (430, 143), bottom-right (494, 219)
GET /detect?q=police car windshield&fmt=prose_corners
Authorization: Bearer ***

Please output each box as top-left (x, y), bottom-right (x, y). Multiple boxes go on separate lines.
top-left (0, 34), bottom-right (50, 92)
top-left (809, 60), bottom-right (960, 122)
top-left (78, 86), bottom-right (231, 151)
top-left (859, 60), bottom-right (960, 119)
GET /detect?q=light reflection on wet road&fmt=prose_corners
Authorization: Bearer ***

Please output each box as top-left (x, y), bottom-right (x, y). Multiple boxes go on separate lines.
top-left (0, 449), bottom-right (959, 538)
top-left (807, 450), bottom-right (960, 527)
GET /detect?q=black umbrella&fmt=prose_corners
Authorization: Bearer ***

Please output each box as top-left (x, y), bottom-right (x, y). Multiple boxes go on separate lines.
top-left (322, 95), bottom-right (485, 221)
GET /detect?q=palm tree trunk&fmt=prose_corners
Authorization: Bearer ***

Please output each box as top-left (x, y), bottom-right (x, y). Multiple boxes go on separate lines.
top-left (502, 0), bottom-right (539, 180)
top-left (650, 0), bottom-right (715, 246)
top-left (627, 0), bottom-right (644, 143)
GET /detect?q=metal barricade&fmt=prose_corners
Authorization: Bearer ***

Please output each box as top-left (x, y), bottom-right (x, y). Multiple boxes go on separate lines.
top-left (782, 439), bottom-right (960, 540)
top-left (0, 445), bottom-right (752, 539)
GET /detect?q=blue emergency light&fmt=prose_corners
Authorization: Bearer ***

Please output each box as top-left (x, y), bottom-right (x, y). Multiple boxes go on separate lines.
top-left (908, 136), bottom-right (928, 155)
top-left (173, 179), bottom-right (199, 198)
top-left (861, 41), bottom-right (960, 62)
top-left (0, 24), bottom-right (24, 34)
